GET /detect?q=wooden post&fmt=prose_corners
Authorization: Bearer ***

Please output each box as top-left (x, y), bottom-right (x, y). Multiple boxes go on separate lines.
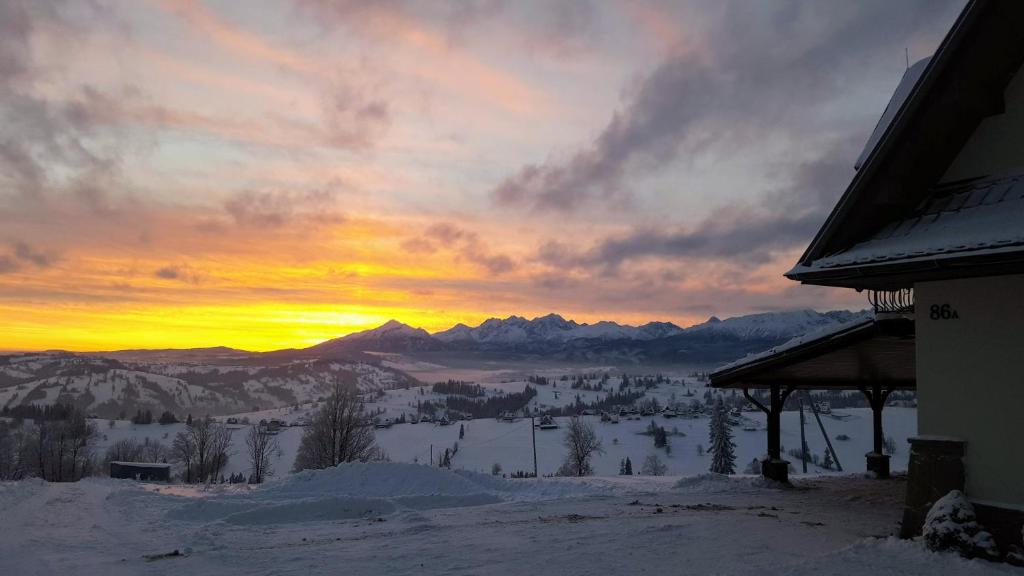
top-left (767, 385), bottom-right (780, 460)
top-left (858, 384), bottom-right (893, 478)
top-left (872, 383), bottom-right (884, 455)
top-left (745, 385), bottom-right (793, 482)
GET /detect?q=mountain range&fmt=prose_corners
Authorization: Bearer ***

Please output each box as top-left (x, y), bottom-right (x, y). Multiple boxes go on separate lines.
top-left (299, 309), bottom-right (869, 364)
top-left (0, 309), bottom-right (868, 418)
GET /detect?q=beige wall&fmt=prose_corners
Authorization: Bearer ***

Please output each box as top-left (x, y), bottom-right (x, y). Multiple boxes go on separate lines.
top-left (942, 63), bottom-right (1024, 182)
top-left (916, 275), bottom-right (1024, 507)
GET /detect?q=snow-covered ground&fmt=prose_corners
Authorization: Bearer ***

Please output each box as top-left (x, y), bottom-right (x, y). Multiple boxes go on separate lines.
top-left (1, 464), bottom-right (1015, 575)
top-left (91, 406), bottom-right (916, 480)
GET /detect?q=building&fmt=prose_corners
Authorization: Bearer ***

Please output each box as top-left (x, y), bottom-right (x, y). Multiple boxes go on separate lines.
top-left (715, 0), bottom-right (1024, 549)
top-left (109, 461), bottom-right (171, 482)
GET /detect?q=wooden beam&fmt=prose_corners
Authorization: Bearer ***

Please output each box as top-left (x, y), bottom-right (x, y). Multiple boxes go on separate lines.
top-left (742, 388), bottom-right (769, 415)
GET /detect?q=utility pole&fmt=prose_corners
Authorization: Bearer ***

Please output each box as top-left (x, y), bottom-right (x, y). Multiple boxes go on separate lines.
top-left (805, 392), bottom-right (842, 472)
top-left (799, 400), bottom-right (808, 473)
top-left (531, 416), bottom-right (538, 478)
top-left (430, 444), bottom-right (433, 467)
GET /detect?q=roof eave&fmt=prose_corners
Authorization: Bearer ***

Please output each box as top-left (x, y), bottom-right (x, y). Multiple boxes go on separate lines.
top-left (794, 0), bottom-right (990, 268)
top-left (786, 246), bottom-right (1024, 290)
top-left (710, 318), bottom-right (880, 386)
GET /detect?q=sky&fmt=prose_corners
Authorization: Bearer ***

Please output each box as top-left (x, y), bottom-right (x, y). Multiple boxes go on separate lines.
top-left (0, 0), bottom-right (966, 352)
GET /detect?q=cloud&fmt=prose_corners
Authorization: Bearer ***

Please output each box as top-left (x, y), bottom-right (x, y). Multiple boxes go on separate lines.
top-left (157, 0), bottom-right (391, 150)
top-left (322, 89), bottom-right (391, 149)
top-left (0, 241), bottom-right (59, 274)
top-left (223, 187), bottom-right (345, 229)
top-left (154, 266), bottom-right (180, 280)
top-left (535, 138), bottom-right (861, 272)
top-left (153, 264), bottom-right (201, 284)
top-left (12, 241), bottom-right (56, 267)
top-left (0, 4), bottom-right (128, 210)
top-left (399, 237), bottom-right (437, 254)
top-left (405, 222), bottom-right (517, 275)
top-left (493, 0), bottom-right (964, 212)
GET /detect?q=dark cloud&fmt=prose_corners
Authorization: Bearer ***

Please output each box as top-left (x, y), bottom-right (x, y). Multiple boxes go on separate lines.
top-left (536, 138), bottom-right (861, 272)
top-left (0, 3), bottom-right (126, 210)
top-left (154, 266), bottom-right (179, 280)
top-left (0, 240), bottom-right (58, 273)
top-left (154, 265), bottom-right (201, 284)
top-left (13, 241), bottom-right (56, 267)
top-left (494, 0), bottom-right (964, 212)
top-left (405, 222), bottom-right (517, 275)
top-left (223, 187), bottom-right (344, 229)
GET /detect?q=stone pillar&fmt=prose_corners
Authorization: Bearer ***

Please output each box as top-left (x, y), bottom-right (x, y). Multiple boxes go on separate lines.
top-left (899, 436), bottom-right (965, 538)
top-left (865, 452), bottom-right (891, 479)
top-left (761, 458), bottom-right (790, 483)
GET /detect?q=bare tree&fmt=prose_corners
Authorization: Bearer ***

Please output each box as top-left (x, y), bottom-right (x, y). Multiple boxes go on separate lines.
top-left (172, 417), bottom-right (232, 483)
top-left (641, 454), bottom-right (668, 476)
top-left (293, 382), bottom-right (378, 472)
top-left (245, 425), bottom-right (281, 484)
top-left (140, 438), bottom-right (168, 463)
top-left (105, 438), bottom-right (142, 467)
top-left (208, 423), bottom-right (233, 483)
top-left (0, 420), bottom-right (30, 481)
top-left (21, 408), bottom-right (99, 482)
top-left (557, 417), bottom-right (604, 477)
top-left (171, 430), bottom-right (195, 483)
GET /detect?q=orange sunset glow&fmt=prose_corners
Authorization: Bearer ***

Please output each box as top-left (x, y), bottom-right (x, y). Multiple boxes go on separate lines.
top-left (0, 0), bottom-right (959, 352)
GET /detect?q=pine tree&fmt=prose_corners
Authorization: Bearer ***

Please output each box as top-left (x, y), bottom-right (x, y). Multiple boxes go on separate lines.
top-left (624, 457), bottom-right (633, 475)
top-left (709, 398), bottom-right (736, 475)
top-left (459, 424), bottom-right (465, 439)
top-left (821, 447), bottom-right (834, 470)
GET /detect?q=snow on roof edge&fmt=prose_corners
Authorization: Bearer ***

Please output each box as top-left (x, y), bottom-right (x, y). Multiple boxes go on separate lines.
top-left (712, 315), bottom-right (874, 376)
top-left (854, 57), bottom-right (932, 171)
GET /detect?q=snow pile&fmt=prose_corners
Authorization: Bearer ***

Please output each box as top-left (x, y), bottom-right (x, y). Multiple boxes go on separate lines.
top-left (165, 463), bottom-right (612, 526)
top-left (1007, 527), bottom-right (1024, 566)
top-left (672, 473), bottom-right (788, 494)
top-left (922, 490), bottom-right (1000, 561)
top-left (271, 462), bottom-right (617, 501)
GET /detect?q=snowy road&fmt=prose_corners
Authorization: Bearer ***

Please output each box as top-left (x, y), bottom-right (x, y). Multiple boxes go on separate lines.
top-left (1, 466), bottom-right (1015, 575)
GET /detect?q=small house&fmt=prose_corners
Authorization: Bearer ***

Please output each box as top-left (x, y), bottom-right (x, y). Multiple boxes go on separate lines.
top-left (109, 461), bottom-right (171, 482)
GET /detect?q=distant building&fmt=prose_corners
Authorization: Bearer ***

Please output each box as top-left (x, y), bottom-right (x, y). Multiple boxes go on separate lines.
top-left (109, 461), bottom-right (171, 482)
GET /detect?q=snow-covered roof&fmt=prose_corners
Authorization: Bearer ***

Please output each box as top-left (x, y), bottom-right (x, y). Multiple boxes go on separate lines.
top-left (710, 315), bottom-right (915, 390)
top-left (109, 461), bottom-right (171, 468)
top-left (791, 171), bottom-right (1024, 274)
top-left (854, 57), bottom-right (931, 171)
top-left (790, 1), bottom-right (1024, 288)
top-left (713, 317), bottom-right (875, 374)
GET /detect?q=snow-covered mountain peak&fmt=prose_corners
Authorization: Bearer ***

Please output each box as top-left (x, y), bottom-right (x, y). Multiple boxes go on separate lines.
top-left (686, 309), bottom-right (868, 340)
top-left (347, 320), bottom-right (429, 340)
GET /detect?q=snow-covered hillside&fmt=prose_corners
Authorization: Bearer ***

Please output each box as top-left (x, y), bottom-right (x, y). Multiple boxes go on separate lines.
top-left (0, 353), bottom-right (413, 418)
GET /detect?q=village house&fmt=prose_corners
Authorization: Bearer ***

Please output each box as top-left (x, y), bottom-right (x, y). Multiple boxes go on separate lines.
top-left (713, 0), bottom-right (1024, 550)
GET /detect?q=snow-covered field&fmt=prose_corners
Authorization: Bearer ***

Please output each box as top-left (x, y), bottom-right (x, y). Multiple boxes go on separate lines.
top-left (1, 463), bottom-right (1014, 575)
top-left (91, 401), bottom-right (916, 480)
